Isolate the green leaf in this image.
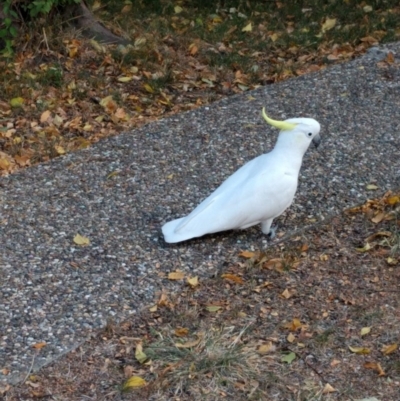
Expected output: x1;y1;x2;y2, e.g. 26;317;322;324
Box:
281;352;296;364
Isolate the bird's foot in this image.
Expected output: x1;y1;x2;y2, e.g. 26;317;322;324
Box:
267;226;276;239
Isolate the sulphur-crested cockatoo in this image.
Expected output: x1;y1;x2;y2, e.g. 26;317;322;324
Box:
162;108;321;243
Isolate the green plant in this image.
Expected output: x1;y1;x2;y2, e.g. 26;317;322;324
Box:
0;0;81;54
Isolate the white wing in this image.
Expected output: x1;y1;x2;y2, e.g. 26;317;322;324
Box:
162;152;298;243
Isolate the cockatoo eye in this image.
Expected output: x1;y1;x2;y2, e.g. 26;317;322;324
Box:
307;132;313;137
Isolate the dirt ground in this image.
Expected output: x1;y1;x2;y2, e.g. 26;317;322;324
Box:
2;192;399;401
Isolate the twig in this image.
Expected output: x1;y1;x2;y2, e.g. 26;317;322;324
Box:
229;319;255;348
42;28;50;51
23;350;38;383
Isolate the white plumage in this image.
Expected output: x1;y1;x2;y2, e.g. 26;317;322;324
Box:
162;108;321;243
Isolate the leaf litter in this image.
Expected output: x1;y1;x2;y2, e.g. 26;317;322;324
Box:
5;192;400;400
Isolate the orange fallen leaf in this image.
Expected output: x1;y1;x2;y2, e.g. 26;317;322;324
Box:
239;250;256;258
364;361;385;376
257;342;275;354
221;273;244;284
175;328;189;337
168;271;185;280
381;343;398;355
32;342;46;350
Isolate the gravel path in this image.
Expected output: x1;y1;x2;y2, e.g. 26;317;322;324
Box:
1;43;399;385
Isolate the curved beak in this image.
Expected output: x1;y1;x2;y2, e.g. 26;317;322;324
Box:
312;134;321;148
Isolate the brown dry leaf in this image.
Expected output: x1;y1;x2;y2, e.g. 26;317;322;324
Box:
100;96;117;113
175;327;189;337
364;361;385;376
123;365;135;378
189;43;198;55
263;258;283;270
168;271;185;280
55;145;66;155
40;110;51;123
283;318;303;332
381;343;398;355
281;288;291;299
287;333;296;343
371;212;385;224
348;346;371;355
257;341;275;354
221;273;244;284
0;384;11;395
239;250;256;258
32;342;46;350
187;276;199;288
300;243;309;252
322;383;336;394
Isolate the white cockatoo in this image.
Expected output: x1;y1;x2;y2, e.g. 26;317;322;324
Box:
162;108;321;243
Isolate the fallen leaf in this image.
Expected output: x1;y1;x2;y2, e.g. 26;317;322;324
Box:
242;22;252;32
322;383;336;394
371;212;385;224
364;361;385;376
239;250;256;258
175;327;189;337
168;271;185;280
360;327;371;337
321;18;337;33
281;352;296;364
174;5;183;13
123;376;147;390
257;342;274;354
381;343;398;355
40;110;51;123
363;5;373;12
287;333;295;343
187;276;199;288
143;83;155;93
149;305;157;312
356;242;372;252
281;288;291;299
206;305;222;312
221;273;244;284
10;97;24;107
135;343;147;364
73;234;90;246
283;318;303;332
118;76;133;83
55;145;65;155
349;346;371;355
366;184;379;190
387;195;400;205
32;342;46;349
